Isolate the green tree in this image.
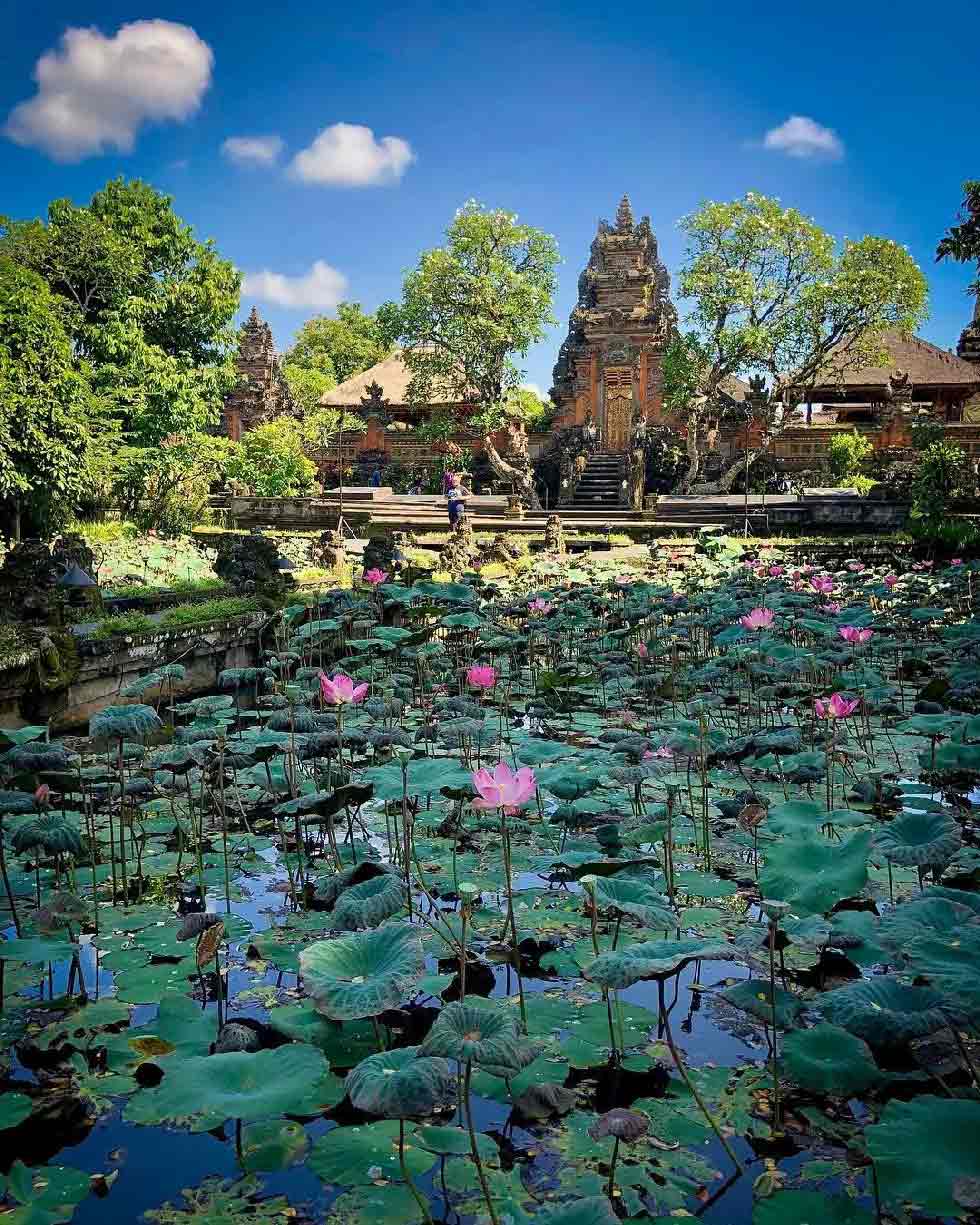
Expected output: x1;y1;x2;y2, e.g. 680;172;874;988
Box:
0;257;111;535
937;180;980;294
301;406;366;452
285;303;390;384
283;361;337;415
1;178;241;448
117;432;235;537
380;201;559;432
226;419;317;496
663;192;927;489
827;430;874;484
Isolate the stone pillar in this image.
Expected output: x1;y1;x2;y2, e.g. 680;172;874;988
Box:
639;349;648;417
590;353;599;425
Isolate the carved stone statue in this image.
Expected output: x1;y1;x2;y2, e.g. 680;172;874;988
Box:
315;529;347;572
482;419;541;510
544;514;567;555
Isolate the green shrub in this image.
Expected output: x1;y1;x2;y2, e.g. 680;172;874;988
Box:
827;430;873;484
159;597;261;627
911;441;973;521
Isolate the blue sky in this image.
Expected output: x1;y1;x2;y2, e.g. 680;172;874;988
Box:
3;1;978;394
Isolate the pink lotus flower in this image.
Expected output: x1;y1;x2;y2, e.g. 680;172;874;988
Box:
768;565;785;577
839;626;873;645
528;597;552;614
363;568;388;586
615;574;632;586
912;560;934;571
34;784;50;807
814;693;860;720
821;601;842;615
810;575;834;595
466;665;497;691
883;574;898;589
319;672;369;705
643;745;674;760
636;642;649;659
739;607;774;631
951;558;964;567
471;761;536;811
847;562;865;572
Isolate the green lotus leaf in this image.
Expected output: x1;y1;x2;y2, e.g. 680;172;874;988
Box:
419;1001;523;1071
143;1174;294;1223
89;704;163;742
0;936;76;963
537;765;603;801
529;1197;620;1225
12;813;83;858
903;926;980;1018
0;790;37;815
877;895;974;951
415;1124;497;1159
867;1095;980;1219
239;1119;309;1173
782;1023;882;1095
333;873;408;931
759;829;871;916
3;742;77;772
0;1160;91;1222
300;926;424;1020
585;876;674;928
363;757;472;800
719;978;804;1029
308;1119;436;1187
124;1043;342;1130
817;977;952;1047
875;809;962;866
0;1092;32;1130
753;1190;875;1225
346;1046;455;1118
585;937;731;990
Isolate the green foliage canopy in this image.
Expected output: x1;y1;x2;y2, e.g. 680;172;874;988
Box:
226;419;317;496
381;201;559;431
285;302;391;384
663;192;927;488
0;257;110;532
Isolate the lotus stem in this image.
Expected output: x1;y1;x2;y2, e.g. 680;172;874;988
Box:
768;917;782;1135
399;1119;432;1225
606;1134;620;1200
463;1059;499;1225
0;819;21;937
657;978;742;1173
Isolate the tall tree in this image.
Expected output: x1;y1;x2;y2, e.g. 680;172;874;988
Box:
285;302;391;385
0;178;241;448
937;179;980;295
0;258;110;535
663;193;927;490
380;201;559;430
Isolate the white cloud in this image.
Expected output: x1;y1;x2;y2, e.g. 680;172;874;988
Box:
762;115;844;160
241;260;348;310
221;134;283;167
520;382;546;400
289;122;414;186
4;20;212;162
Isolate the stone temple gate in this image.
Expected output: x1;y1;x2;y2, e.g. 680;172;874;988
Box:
549;195;677;451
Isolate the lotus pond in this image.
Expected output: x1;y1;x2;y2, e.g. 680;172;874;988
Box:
1;546;980;1225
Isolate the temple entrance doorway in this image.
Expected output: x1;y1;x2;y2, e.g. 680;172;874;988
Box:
602;366;633;452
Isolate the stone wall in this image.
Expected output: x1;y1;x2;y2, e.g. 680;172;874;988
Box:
0;614;266;732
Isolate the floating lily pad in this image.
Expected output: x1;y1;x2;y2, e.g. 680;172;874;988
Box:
782;1023;881;1095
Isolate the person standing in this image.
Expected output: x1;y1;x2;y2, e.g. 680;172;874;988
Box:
447;476;469;527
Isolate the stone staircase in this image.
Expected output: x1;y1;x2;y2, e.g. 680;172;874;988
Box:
569;452;626;509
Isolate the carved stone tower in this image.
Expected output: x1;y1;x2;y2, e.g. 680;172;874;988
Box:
550;196;677;451
223;306;297;440
957;276;980;366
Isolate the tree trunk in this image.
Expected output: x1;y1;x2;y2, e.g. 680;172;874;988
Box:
482;435;542;510
717;447;764;492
